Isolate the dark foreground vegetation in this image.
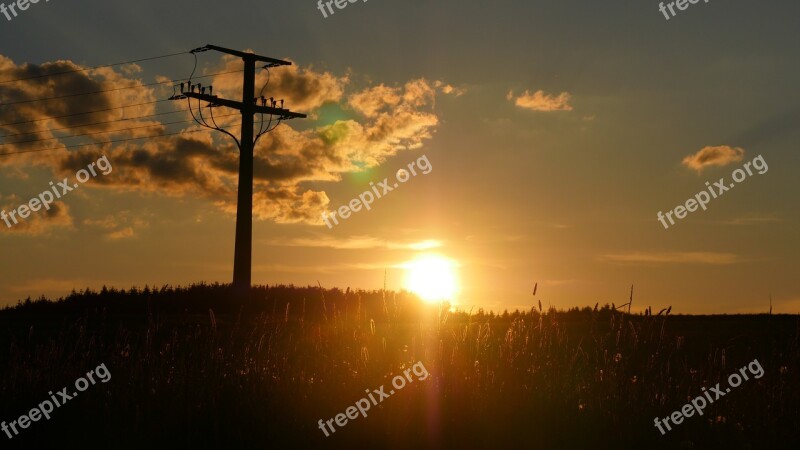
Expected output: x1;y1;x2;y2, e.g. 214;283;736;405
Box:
0;283;798;449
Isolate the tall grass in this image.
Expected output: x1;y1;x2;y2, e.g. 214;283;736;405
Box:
0;284;797;449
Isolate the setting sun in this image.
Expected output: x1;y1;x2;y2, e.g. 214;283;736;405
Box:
402;254;460;302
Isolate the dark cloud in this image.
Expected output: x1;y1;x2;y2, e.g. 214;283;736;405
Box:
0;53;455;225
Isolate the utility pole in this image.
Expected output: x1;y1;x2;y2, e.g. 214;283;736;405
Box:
173;45;306;290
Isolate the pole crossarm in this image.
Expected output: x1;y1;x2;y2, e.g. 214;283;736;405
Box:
183;92;307;119
171;44;307;290
197;44;292;67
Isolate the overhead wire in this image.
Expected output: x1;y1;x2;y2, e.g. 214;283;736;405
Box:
257;66;272;137
0;51;190;85
0;99;166;128
184;50;243;148
0;123;242;157
254;66;283;147
0;69;243;108
1;108;191;139
1;113;240;146
0;49;291;158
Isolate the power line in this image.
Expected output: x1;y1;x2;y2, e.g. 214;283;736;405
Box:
1;108;190;139
0;51;190;85
0;123;241;157
1;113;240;146
0;99;166;128
0;69;244;108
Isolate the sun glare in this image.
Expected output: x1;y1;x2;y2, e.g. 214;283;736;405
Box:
402;254;459;302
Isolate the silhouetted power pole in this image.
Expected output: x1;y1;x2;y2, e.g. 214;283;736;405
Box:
173;45;306;290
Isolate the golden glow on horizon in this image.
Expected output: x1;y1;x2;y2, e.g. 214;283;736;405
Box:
402;254;459;302
407;240;442;250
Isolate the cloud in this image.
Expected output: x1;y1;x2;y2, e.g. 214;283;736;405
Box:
0;54;162;161
0;195;73;235
434;81;466;97
0;53;450;226
252;261;394;274
347;80;463;118
209;55;347;112
682;146;745;173
107;227;134;240
598;251;743;265
464;234;528;244
406;239;442;250
508;89;572;112
348;85;403;118
84;211;148;239
261;235;442;250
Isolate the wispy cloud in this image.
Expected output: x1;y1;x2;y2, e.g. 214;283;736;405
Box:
598;251;743;265
0;195;73;236
261;235;442;251
84;211;149;239
252;261;395;274
107;227;135;240
435;81;466;97
464;234;528;244
682;145;745;173
508;89;572;112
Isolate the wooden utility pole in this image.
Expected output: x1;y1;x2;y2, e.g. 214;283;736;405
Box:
179;45;306;290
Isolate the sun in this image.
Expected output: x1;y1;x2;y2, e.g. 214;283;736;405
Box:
402;254;460;302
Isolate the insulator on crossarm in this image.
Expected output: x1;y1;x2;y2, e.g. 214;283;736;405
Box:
209;86;213;95
201;87;206;95
280;99;284;108
180;82;185;93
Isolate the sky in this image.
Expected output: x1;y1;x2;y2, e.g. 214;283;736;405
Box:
0;0;798;313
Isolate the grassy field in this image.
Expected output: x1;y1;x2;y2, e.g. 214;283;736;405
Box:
0;283;798;449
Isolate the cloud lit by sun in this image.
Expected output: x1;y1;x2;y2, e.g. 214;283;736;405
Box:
401;254;459;302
